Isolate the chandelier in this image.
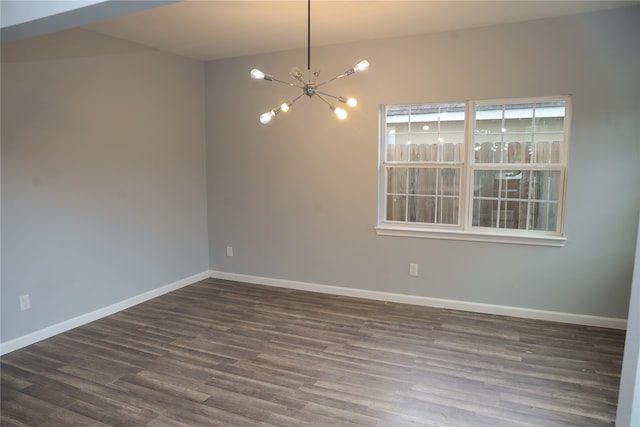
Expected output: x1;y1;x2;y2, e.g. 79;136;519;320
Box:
250;0;369;124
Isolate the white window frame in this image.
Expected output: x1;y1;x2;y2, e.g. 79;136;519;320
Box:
376;96;571;247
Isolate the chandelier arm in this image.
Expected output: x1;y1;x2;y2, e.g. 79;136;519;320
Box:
290;93;306;105
314;93;332;108
315;77;338;88
271;78;304;88
315;72;352;88
272;92;306;112
315;90;344;101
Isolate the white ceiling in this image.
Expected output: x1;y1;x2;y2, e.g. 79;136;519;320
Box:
80;0;638;61
4;1;637;61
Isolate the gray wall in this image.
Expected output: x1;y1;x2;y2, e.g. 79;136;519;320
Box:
617;215;640;426
207;6;640;319
1;28;209;343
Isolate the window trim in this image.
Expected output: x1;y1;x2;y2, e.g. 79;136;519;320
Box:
374;225;567;247
376;96;570;247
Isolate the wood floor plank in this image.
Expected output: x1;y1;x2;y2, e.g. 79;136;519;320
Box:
1;278;625;426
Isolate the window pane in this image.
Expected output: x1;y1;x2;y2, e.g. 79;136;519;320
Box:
442;139;464;162
439;197;459;225
388;122;409;133
394;134;410;145
386;103;465;164
500;171;527;199
406;140;464;162
386;195;406;221
503;141;524;164
527;202;559;231
533;136;563;164
472;198;496;227
409;168;436;195
473;198;525;229
407;195;459;225
408;196;435;223
474;100;565;165
473;170;496;198
387;143;409;161
440;120;465;133
411;120;438;133
474;170;561;200
530;170;561;201
408;168;460;196
474;142;502;163
472;170;561;230
503;103;534;133
440;168;460;196
410;133;437;146
409;141;438;161
533;101;565;131
387;167;407;193
391;168;462;225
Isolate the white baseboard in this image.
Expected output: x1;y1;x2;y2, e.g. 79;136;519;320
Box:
2;269;625;356
209;270;627;330
0;271;210;355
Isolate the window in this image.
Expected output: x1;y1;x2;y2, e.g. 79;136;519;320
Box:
377;97;570;246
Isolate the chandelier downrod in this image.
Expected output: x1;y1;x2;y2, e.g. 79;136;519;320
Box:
307;0;311;72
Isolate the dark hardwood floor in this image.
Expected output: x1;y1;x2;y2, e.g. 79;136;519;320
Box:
1;278;626;426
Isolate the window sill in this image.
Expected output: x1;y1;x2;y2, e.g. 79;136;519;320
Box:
375;225;566;247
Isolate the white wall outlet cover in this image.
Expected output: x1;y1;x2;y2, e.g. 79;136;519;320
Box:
409;264;418;277
19;295;31;311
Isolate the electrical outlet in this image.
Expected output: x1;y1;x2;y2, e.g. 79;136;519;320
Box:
409;264;418;277
226;246;233;257
20;294;31;311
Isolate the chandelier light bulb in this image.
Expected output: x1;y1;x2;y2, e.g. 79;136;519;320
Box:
281;102;290;112
260;111;275;124
334;107;347;120
347;98;357;107
251;69;265;79
353;60;370;73
290;67;305;83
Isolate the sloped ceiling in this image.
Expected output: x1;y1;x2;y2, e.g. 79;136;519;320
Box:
3;1;639;61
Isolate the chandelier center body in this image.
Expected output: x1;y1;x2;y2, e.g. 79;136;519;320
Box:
303;83;317;97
